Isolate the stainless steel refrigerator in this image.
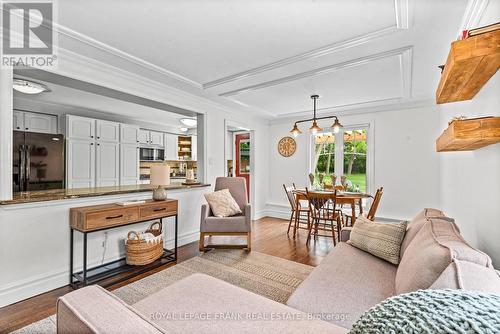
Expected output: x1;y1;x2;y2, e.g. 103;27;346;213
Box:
13;131;65;192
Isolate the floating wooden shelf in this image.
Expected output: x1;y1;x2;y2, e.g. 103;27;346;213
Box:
436;29;500;104
436;117;500;152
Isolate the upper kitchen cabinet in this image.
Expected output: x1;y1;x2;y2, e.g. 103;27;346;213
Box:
138;129;150;145
96;120;119;142
13;110;24;131
150;131;164;146
120;124;139;144
138;129;164;147
13;110;57;134
66;115;95;140
165;133;178;160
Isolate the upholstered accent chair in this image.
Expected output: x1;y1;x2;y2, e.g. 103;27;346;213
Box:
199;177;251;251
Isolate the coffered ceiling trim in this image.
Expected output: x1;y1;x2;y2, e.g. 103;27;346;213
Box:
220;46;413;100
54;23;203;89
456;0;490;38
203;0;409;89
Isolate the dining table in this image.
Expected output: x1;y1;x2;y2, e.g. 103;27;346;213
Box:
293;188;372;225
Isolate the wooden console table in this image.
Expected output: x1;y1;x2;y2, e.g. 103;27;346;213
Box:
69;199;178;288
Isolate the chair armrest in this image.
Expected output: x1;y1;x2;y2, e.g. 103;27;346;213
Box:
340;227;353;242
57;285;161;333
244;203;252;229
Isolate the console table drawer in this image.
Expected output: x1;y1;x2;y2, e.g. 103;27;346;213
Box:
85;208;139;230
140;201;177;220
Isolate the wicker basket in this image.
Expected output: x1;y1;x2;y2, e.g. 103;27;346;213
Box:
126;222;163;266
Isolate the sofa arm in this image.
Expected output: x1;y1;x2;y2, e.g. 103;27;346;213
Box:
340;227;353;242
57;285;161;333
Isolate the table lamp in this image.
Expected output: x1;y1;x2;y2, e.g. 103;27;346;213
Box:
150;165;170;201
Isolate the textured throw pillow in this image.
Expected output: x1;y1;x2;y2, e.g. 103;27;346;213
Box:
350;289;500;334
204;189;242;217
347;215;407;265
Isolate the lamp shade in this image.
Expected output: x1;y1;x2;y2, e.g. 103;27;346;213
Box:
150;165;171;186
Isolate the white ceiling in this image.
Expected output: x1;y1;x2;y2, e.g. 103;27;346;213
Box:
51;0;498;119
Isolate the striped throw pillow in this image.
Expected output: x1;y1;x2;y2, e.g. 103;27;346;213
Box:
347;215;407;264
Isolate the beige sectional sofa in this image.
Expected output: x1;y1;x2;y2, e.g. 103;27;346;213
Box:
57;208;500;333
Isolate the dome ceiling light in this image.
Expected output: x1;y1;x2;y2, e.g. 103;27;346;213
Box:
180;118;197;127
13;79;50;94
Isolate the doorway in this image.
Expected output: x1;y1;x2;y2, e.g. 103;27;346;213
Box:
235;133;250;198
224;120;254;208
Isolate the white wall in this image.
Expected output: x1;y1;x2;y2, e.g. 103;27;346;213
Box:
438;75;500;267
266;106;442;221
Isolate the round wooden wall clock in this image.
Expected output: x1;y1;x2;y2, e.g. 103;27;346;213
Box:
278;136;297;157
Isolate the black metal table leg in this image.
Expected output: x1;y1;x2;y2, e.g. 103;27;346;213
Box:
174;214;178;261
70;228;73;284
83;233;87;285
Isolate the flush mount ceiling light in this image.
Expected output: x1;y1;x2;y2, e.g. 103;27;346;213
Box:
180;118;197;127
13;79;50;94
179;127;188;132
290;95;343;137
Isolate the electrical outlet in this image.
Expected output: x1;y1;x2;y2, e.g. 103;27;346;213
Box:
102;231;108;247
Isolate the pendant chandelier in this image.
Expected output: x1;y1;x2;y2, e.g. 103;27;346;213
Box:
290;95;343;137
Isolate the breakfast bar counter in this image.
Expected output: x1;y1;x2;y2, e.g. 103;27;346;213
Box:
0;183;210;205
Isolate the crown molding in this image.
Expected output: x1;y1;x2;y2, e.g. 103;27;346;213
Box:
220;46;413;99
203;0;410;89
456;0;489;38
395;0;410;29
0;5;203;89
52;23;203;89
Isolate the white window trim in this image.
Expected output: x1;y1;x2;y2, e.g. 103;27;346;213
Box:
308;120;375;195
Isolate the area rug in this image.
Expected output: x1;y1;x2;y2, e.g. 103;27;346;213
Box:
11;250;313;333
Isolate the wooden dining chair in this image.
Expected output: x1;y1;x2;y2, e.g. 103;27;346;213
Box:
305;189;341;245
344;187;383;225
283;184;310;237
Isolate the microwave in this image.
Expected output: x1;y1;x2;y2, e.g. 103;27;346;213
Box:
140;147;165;161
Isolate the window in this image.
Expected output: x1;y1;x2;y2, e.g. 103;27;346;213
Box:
311;125;370;193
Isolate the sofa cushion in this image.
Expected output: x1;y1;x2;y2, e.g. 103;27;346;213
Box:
395;217;493;294
133;273;346;334
430;260;500;293
286;243;396;329
347;215;407;264
400;208;445;257
201;215;248;233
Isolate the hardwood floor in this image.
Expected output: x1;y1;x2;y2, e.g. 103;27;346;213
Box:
0;217;334;333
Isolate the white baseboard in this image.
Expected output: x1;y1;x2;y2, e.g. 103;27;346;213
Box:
0;230;200;308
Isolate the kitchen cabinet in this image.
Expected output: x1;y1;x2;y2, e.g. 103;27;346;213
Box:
165;133;178;161
120;144;139;185
67;115;95;140
95;142;120;187
120;124;139;144
13;110;24;130
150;131;164;146
13;110;57;134
96;120;119;142
66;139;95;189
138;129;150;145
191;135;197;161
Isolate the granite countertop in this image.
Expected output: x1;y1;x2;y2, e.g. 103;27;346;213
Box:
0;183;210;205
